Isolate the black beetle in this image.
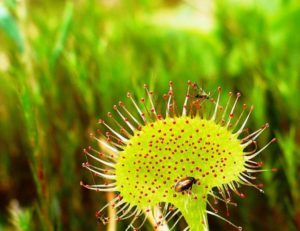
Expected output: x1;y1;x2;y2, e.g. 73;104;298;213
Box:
174;177;196;192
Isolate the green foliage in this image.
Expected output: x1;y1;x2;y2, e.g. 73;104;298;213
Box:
0;5;24;52
8;202;32;231
0;0;299;230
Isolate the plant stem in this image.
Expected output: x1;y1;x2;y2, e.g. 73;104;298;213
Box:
174;198;208;231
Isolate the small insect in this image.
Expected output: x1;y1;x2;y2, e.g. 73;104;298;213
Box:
194;87;211;100
96;212;108;225
174;177;196;193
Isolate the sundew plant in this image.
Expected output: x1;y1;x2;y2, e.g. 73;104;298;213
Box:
81;81;276;231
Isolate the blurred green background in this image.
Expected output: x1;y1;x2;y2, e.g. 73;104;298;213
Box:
0;0;299;230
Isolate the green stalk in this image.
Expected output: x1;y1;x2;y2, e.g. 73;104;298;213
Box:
174;196;208;231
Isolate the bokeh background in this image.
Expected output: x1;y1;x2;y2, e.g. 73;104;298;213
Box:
0;0;300;230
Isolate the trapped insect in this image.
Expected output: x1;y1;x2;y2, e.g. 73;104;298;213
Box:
96;211;108;225
174;176;196;193
194;87;211;100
